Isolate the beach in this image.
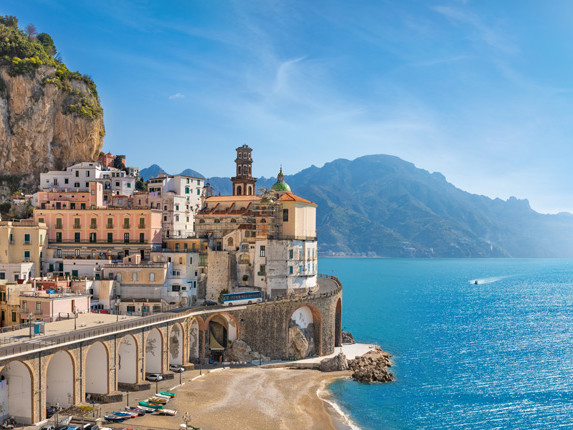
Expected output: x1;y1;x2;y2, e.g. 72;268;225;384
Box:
102;367;354;430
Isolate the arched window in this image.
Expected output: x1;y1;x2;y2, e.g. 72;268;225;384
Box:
149;272;155;282
227;237;234;247
238;165;242;174
237;186;242;195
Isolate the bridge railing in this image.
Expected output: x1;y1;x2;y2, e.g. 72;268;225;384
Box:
0;306;195;360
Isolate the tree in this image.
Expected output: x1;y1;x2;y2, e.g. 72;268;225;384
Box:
113;156;126;171
0;16;18;28
135;178;147;191
25;23;37;38
37;33;57;56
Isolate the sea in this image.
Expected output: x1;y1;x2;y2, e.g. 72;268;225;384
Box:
320;258;573;430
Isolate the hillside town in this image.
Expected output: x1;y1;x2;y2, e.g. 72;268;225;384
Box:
0;145;319;326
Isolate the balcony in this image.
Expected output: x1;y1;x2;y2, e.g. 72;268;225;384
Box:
49;238;159;245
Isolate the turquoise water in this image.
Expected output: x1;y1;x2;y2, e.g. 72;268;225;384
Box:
321;258;573;429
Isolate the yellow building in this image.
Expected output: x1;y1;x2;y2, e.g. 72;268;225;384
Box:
0;283;33;327
0;219;47;282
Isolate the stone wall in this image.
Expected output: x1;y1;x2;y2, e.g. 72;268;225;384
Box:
228;285;342;360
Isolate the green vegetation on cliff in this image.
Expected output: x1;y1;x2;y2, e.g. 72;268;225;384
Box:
0;15;102;120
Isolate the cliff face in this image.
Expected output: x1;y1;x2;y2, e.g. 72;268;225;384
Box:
0;65;104;190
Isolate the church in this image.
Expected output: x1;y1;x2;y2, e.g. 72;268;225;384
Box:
195;145;318;300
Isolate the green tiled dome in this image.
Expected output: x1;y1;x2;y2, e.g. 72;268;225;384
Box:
271;167;291;192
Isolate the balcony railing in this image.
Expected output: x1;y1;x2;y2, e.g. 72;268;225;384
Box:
49;239;160;245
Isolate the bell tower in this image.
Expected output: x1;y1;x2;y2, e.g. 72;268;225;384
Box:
231;145;257;196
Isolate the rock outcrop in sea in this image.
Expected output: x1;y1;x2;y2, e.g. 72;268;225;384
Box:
348;346;394;383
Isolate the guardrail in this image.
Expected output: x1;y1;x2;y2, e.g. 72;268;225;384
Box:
0;305;197;360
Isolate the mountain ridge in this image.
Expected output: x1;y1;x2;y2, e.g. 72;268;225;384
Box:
141;154;573;257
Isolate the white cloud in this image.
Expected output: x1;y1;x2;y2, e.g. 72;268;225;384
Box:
168;93;185;100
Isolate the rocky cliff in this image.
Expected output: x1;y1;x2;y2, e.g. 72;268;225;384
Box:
0;15;104;193
0;65;104;190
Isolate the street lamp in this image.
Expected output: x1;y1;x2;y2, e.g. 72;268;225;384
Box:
73;308;78;330
28;312;33;338
124;390;129;407
115;297;121;322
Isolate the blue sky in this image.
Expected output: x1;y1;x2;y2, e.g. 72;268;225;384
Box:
4;0;573;213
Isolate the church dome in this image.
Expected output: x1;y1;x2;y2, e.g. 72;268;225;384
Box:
271;167;291;192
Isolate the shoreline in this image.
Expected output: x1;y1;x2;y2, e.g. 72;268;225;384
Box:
99;366;357;430
318;376;361;430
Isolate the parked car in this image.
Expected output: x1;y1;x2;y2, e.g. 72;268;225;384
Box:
204;300;218;306
146;373;163;382
169;364;184;373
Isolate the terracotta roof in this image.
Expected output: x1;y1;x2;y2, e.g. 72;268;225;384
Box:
277;192;317;206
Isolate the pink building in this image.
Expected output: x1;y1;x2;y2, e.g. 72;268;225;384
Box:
20;290;90;322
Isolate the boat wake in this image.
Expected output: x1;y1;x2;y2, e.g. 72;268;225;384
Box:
469;275;514;285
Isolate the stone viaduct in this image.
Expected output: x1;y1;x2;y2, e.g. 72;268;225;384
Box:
0;276;342;425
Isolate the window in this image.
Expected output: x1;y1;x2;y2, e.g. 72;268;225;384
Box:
139;218;145;228
179;257;183;264
123;218;130;229
55;249;62;257
11;312;16;322
115;181;120;187
260;246;265;257
64;178;69;184
90;218;97;229
0;273;4;280
289;249;293;259
38;217;45;224
197;180;200;185
90;233;97;243
175;243;180;251
185;187;189;194
24;250;30;261
36;302;41;313
175;205;179;211
175;215;179;222
127;305;135;313
74;218;81;229
107;232;113;243
132;272;138;281
116;273;122;282
107;218;113;228
289;266;293;274
85;183;89;188
74;182;80;188
283;209;289;222
56;218;63;229
124;233;129;243
172;285;180;292
197;189;200;195
70;203;76;210
163;216;167;222
75;170;79;177
127;183;131;188
149;272;156;282
74;232;81;243
139;233;145;243
24;233;30;244
259;264;266;276
81;203;86;209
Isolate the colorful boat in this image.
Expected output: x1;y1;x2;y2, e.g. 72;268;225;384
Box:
138;401;163;409
160;391;177;398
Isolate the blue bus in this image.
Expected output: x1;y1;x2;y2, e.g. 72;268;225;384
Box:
221;291;263;306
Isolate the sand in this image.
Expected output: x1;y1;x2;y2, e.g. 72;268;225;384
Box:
101;367;354;430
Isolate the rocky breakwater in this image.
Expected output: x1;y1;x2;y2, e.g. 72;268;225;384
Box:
320;346;394;383
348;346;394;383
